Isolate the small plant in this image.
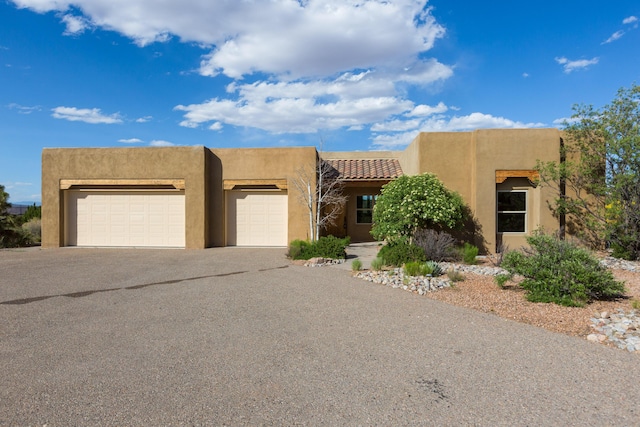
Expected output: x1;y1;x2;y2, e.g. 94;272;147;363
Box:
22;218;41;243
632;299;640;310
413;229;458;262
460;242;479;265
447;269;465;282
377;241;426;267
495;273;510;289
425;260;443;276
370;257;384;271
404;261;428;276
500;232;625;307
351;259;362;272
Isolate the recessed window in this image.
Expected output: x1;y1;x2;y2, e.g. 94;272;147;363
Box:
497;191;527;233
356;195;377;224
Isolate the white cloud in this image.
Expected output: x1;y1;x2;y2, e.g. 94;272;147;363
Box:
118;138;142;143
11;0;447;79
371;119;423;132
61;13;90;35
555;56;599;73
8;103;41;114
602;30;624;44
135;116;152;123
51;106;123;124
522;72;529;78
174;70;440;133
552;117;580;127
407;102;448;117
149;139;174;146
623;16;638;25
371;113;545;149
12;0;455;136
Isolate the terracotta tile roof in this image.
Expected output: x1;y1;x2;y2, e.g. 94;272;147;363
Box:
325;159;403;181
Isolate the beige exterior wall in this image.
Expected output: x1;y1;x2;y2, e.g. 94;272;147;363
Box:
209;147;317;246
41;129;563;252
42;146;208;249
398;129;562;252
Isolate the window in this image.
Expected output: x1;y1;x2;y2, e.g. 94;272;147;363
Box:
356;195;376;224
497;191;527;233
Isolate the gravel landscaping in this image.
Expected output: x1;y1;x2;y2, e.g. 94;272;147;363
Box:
351;256;640;353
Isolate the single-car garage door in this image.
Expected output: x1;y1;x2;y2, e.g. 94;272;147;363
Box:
227;190;288;246
65;190;185;247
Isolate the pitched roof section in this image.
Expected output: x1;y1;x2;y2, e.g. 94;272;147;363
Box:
325;159;403;181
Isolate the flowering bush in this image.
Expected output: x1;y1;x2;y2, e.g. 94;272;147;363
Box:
371;174;465;242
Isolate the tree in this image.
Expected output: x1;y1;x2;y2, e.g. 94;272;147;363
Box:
0;184;30;248
371;173;465;242
536;83;640;259
293;157;347;241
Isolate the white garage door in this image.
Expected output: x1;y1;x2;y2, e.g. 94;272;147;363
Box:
66;190;185;247
227;191;288;246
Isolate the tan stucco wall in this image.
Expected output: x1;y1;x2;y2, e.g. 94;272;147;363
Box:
399;132;475;205
209;147;317;246
473;128;561;251
397;129;562;252
42;146;208;249
41;129;563;253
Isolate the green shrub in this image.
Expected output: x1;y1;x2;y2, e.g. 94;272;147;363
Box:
287;239;311;260
287;236;350;260
377;241;426;267
500;233;625;307
370;257;384;271
313;235;350;259
22;218;41;243
404;261;429;276
495;274;510;289
460;242;479;265
351;259;362;271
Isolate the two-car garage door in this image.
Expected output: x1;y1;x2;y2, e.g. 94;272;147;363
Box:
65;190;185;247
64;189;288;248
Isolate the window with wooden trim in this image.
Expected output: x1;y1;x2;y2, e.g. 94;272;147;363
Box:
356;195;377;224
497;190;527;233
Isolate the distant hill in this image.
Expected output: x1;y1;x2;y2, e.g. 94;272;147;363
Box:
6;203;40;215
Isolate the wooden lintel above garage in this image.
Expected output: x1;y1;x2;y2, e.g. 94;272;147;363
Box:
59;179;186;190
223;179;288;190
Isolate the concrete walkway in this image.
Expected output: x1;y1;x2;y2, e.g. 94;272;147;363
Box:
1;247;639;425
332;241;381;270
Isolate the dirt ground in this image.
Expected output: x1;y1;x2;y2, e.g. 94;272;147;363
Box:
423;260;640;339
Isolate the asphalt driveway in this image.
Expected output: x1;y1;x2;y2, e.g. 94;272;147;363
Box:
1;247;638;426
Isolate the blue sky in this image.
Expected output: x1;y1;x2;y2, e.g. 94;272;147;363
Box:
1;0;638;204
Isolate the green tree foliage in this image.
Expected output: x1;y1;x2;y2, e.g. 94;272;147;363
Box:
371;173;465;242
0;184;31;248
536;83;640;259
499;233;625;307
21;204;41;223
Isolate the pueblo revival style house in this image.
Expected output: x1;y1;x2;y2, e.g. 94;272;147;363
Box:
42;128;565;253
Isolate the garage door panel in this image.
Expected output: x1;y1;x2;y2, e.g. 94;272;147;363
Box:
227;191;287;247
66;191;185;247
